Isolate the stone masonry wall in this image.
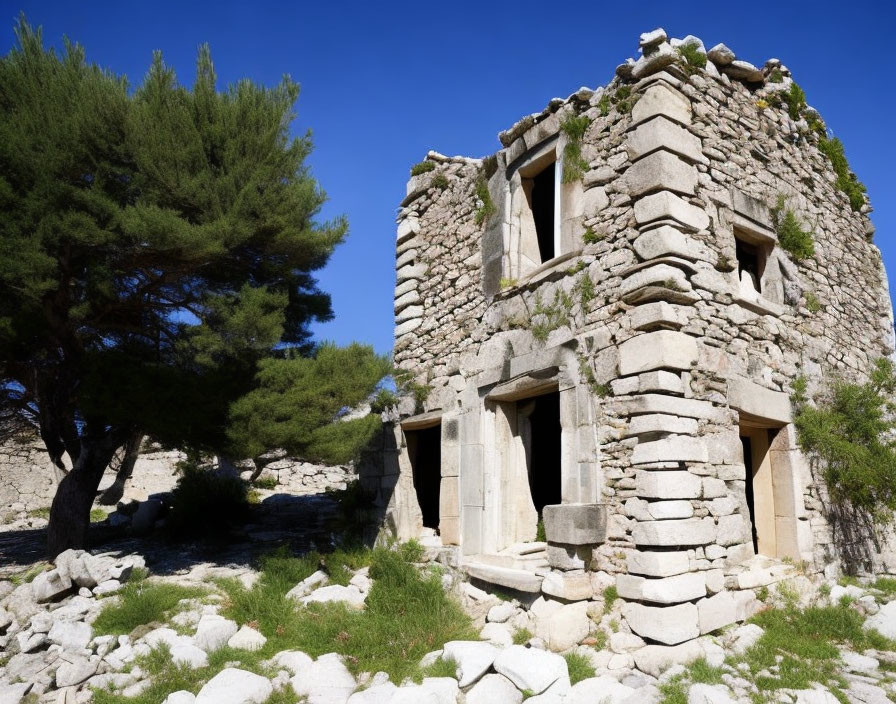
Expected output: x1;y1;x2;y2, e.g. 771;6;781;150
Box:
390;29;895;646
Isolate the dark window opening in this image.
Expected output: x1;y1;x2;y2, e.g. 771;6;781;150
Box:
406;425;441;531
526;162;556;263
740;435;758;553
526;391;562;514
735;238;762;294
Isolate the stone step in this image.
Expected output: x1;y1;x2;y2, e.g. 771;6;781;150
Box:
472;552;549;570
463;562;545;593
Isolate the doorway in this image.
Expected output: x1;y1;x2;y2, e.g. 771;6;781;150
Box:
739;425;779;557
405;424;441;531
522;391;562;515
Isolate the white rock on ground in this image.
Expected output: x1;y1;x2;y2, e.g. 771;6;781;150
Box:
688;683;737;704
486;602;515;623
194;667;272;704
793;690;842;704
565;675;635;704
285;570;328;600
291;653;356;704
346;682;396;704
441;641;498;687
493;645;568;694
301;584;366;609
227;625;267;651
387;685;440;704
55;657;98;687
865;600;896;639
479;622;513;647
162;692;196;704
0;683;32;704
271;649;313;674
48;620;92;651
534;602;591;652
193;614;239;652
419;677;459;704
465;673;522;704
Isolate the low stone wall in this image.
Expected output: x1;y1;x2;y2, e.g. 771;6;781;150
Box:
0;436;356;527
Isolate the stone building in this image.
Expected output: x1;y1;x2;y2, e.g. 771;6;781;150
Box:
372;30;896;645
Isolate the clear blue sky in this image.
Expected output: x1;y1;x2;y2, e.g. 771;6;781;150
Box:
6;1;895;355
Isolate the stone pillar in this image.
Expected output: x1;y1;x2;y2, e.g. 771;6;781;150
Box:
614;73;741;644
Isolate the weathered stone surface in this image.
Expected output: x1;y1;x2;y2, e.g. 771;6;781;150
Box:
466;674;522;704
541;571;593;601
493;645;567;694
631;83;692;127
565;675;635;704
617;572;706;604
688;683;737;704
866;601;896;639
56;656;98;687
619;263;692;301
193;615;239;652
628;413;696;437
31;569;71;602
636;470;702;500
227;625;267;651
698;592;739;634
627;301;691;331
632;435;707;464
706;43;735;66
625;150;697;196
631;517;716;546
542;503;606;545
724;60;763;82
627;550;690;577
291;653;356;704
619;331;699;376
727;377;792;423
195;668;273;704
285;570;328;601
162;693;196;704
301;584;366;609
441;641;498;688
628;117;704;164
48;619;92;651
633;191;709;231
346;683;396;704
633;225;710;262
647;500;694;520
534;602;591;652
633;639;705;676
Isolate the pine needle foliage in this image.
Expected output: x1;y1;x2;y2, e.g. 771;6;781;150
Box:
792;359;896;523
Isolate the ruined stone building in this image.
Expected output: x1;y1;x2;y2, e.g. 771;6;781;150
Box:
370;30;896;645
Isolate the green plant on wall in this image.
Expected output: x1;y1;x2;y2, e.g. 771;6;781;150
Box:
530;289;574;342
792;360;896;525
410;161;436;176
818;137;867;212
582;227;604;245
771;195;815;260
559;113;591;183
804;291;822;313
676;43;706;71
474;177;495;226
430;172;449;191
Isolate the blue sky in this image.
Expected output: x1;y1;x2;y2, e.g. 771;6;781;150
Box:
6;1;895;355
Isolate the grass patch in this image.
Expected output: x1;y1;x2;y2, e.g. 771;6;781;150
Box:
420;654;457;679
219;543;476;683
513;627;533;645
873;577;896;595
688;657;725;684
27;507;50;519
564;651;596;684
93;576;208;635
430;172;450;191
805;291;822;313
10;562;48;586
90;508;107;522
818;136;867;212
603;584;618;609
411;160;436;176
252;475;278;490
559;113;590;183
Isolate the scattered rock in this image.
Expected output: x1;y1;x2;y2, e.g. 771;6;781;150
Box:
193;614;238;652
301;584;366;609
441;641;498;687
195;667;273;704
493;645;567;695
162;692;196;704
687;683;737;704
227;625;267;651
465;673;522;704
48;620;92;652
290;653;356;704
31;569;72;602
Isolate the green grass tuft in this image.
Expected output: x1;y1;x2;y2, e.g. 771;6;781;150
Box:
513;627;534;645
420;654;457;679
252;474;278;489
564;651;596;685
474;177;495;226
771;195;815;261
818;137;867;212
676;43;707;71
93;578;208;635
603;584;618;609
410;161;436;176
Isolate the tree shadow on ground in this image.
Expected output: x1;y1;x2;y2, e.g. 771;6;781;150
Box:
0;491;344;578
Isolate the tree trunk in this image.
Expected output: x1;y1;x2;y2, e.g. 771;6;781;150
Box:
99;432;144;506
47;437;121;558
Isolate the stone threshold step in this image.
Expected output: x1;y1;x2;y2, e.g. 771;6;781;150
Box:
463;561;545;593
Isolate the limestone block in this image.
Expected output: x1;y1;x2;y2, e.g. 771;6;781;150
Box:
633;226;710;262
619;263;692;301
439;477;459;519
617;572;706;604
541;572;593;602
624;498;653;521
627;550;690;577
633;192;709;231
647;500;694;520
702;478;726;498
631;43;678;81
627;116;704;164
727;377;792;423
639;371;685;394
697;592;738;634
628;301;691;331
627;413;696;437
614;393;720;421
704;432;743;465
631;83;692;127
442;641;498;688
716;514;747;546
636;470;702;499
394;318;422;338
625;150;697;197
618;330;698;376
582;186;609;216
633;640;705;676
395;305;423;324
465;674;522;704
623;602;699;645
396;217;419;241
542;503;606;545
631;517;716;546
394;290;420;313
396;263;426;284
493;645;567;695
534;601;590;652
632;435;707;464
707;497;737;516
547;544;591;570
707;44;734;66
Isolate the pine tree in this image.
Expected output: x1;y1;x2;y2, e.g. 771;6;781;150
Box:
0;17;373;555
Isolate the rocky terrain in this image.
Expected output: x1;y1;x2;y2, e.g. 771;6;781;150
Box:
2;539;896;704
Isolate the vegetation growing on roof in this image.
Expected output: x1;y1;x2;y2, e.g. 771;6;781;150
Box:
559;113;591;183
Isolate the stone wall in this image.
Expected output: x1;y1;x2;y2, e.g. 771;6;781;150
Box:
386;28;896;647
0;435;357;527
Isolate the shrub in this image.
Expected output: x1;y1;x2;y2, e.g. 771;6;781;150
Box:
818;137;867;212
474;177;495;226
602;584;618;609
781;81;807;120
564;652;596;684
560;113;591;183
771;195;815;260
676;43;706;71
804;291;821;313
792;359;896;523
582;227;603;245
165;462;249;539
410;161;435;176
430;172;450;190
